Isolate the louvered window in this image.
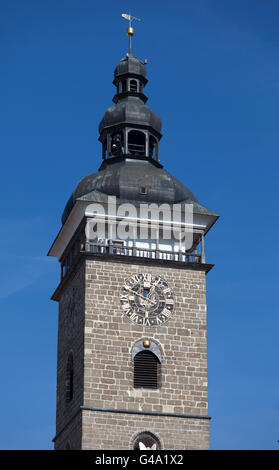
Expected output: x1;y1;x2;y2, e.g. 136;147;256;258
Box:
134;350;160;389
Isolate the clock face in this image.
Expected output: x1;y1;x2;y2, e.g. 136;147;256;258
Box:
120;273;174;326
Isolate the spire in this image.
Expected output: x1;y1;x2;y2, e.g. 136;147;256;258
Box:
97;16;162;169
121;13;141;55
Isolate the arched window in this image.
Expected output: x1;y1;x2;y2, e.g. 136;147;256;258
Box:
128;130;146;156
149;135;157;159
111;132;123;156
130;79;138;93
134;350;160;389
102;141;107;160
133;431;161;450
66;353;74;403
122;80;127;93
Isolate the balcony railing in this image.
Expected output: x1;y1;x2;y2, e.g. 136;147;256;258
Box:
61;238;205;280
81;242;202;263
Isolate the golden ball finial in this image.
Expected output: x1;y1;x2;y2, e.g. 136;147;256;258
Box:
127;26;134;36
143;339;150;348
122;13;141;52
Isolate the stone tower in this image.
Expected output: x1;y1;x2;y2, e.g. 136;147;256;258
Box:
48;25;218;450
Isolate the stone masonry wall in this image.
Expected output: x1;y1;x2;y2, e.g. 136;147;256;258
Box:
82;410;209;450
55;261;85;448
82;256;209;449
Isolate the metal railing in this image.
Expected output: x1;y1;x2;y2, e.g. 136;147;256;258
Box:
61;238;205;280
81;242;202;263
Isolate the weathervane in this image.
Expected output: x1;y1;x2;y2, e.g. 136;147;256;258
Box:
122;13;141;53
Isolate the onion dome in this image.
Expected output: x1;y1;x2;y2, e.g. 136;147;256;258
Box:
99;97;162;136
114;52;147;81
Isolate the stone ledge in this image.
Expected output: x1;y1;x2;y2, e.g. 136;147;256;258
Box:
51;252;214;301
53;404;211;442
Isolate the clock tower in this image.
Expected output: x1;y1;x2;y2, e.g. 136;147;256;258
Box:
48;23;218;450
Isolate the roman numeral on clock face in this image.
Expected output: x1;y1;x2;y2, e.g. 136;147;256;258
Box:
129;312;139;323
120;273;174;327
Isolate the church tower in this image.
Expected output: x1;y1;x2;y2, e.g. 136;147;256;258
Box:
48;20;218;450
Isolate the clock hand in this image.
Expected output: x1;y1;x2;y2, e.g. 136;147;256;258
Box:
146;285;155;301
135;291;156;306
124;287;157;306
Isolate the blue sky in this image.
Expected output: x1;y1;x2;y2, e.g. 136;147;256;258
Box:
0;0;278;449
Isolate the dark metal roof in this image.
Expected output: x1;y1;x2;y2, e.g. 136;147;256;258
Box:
114;53;146;80
99;96;162;136
61;159;206;225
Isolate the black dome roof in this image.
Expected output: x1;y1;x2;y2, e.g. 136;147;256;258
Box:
62;159;198;225
114;54;146;79
99;96;162;135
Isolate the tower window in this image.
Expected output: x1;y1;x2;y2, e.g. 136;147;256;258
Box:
111;132;124;156
122;80;127;93
128;130;146;156
134;350;160;389
149;135;158;159
130;79;138;93
140;186;147;195
102;141;107;160
133;431;161;450
66;353;74;403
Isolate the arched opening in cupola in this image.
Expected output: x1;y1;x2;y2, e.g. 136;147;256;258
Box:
111;132;124;156
149;135;158;159
130;79;138;93
121;80;127;93
128;130;146;156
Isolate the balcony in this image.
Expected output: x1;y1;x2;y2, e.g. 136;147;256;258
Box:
82;241;202;263
60;232;207;281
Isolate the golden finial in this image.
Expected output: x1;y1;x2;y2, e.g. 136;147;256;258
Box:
122;13;141;53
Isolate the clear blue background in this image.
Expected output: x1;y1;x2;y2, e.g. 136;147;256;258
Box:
0;0;278;449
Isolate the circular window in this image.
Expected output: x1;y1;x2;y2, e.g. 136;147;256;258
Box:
133;431;161;450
